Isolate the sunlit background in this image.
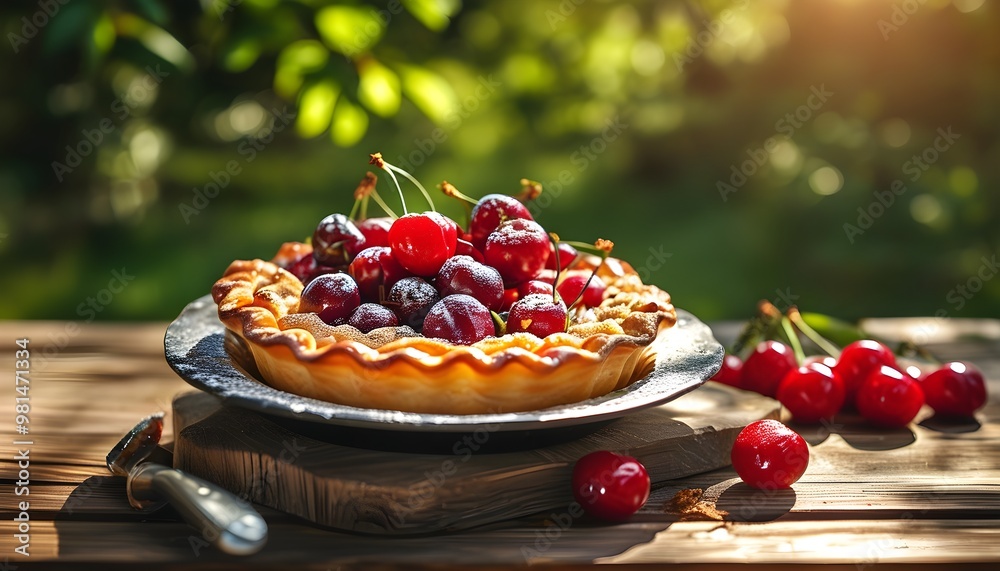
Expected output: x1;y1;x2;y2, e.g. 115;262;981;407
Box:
1;0;997;322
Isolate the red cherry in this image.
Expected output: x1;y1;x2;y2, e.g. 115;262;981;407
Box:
388;212;458;277
299;273;361;325
711;354;743;388
421;294;495;345
546;242;579;271
313;213;366;266
483;218;550;286
500;287;519;311
834;340;897;401
347;303;398;332
572;451;650;521
741;341;797;397
556;273;607;308
507;293;568;338
803;355;838;369
469;194;533;251
856;365;924;427
776;363;846;423
355;217;393;248
731;419;809;489
436;255;504;311
517;279;554;297
921;362;987;416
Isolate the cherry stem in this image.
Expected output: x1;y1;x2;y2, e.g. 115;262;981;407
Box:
565;239;612;313
369;152;436;213
439;181;478;205
548;232;561;304
349;198;361;220
385;162;436;212
515;179;543;203
786;307;842;358
369;189;399;219
780;316;806;365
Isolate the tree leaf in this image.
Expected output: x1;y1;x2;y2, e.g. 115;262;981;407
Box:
221;38;261;72
331;99;369;146
402;0;460;32
315;5;384;57
274;40;329;99
399;66;458;125
358;60;401;117
296;80;340;138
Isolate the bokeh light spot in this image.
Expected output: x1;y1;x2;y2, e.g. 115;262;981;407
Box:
809;166;843;195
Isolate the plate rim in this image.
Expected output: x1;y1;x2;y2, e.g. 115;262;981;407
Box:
164;294;724;432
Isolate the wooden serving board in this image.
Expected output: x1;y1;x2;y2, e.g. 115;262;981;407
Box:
172;384;778;535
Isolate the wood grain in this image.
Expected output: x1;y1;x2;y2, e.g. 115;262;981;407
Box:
171;385;779;534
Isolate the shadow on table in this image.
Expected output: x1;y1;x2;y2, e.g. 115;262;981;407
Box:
792;415;917;451
919;414;983;434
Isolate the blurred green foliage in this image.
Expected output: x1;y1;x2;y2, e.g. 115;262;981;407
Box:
1;0;998;322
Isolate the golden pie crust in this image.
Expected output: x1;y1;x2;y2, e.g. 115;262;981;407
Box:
212;242;677;414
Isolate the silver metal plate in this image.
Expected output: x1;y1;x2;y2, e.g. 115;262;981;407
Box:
165;295;723;433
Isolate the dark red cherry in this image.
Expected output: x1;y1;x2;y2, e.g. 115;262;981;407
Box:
348;247;389;302
355;217;393;248
741;341;797;397
347;303;398;332
572;451;650;521
834;340;897;402
483;218;550;286
507;293;568;338
388;212;458;277
286;252;337;284
313;213;366;266
435;255;504;311
546;242;579;271
299;273;361;325
386;276;440;330
469;194;533;251
347;247;410;303
556;273;607;307
455;238;485;263
421;294;495;345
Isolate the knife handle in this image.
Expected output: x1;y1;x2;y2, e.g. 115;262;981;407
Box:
129;463;268;555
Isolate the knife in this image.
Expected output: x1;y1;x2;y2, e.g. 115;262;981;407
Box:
106;412;268;555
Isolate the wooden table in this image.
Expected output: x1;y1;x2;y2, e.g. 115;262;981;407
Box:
3;317;999;569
